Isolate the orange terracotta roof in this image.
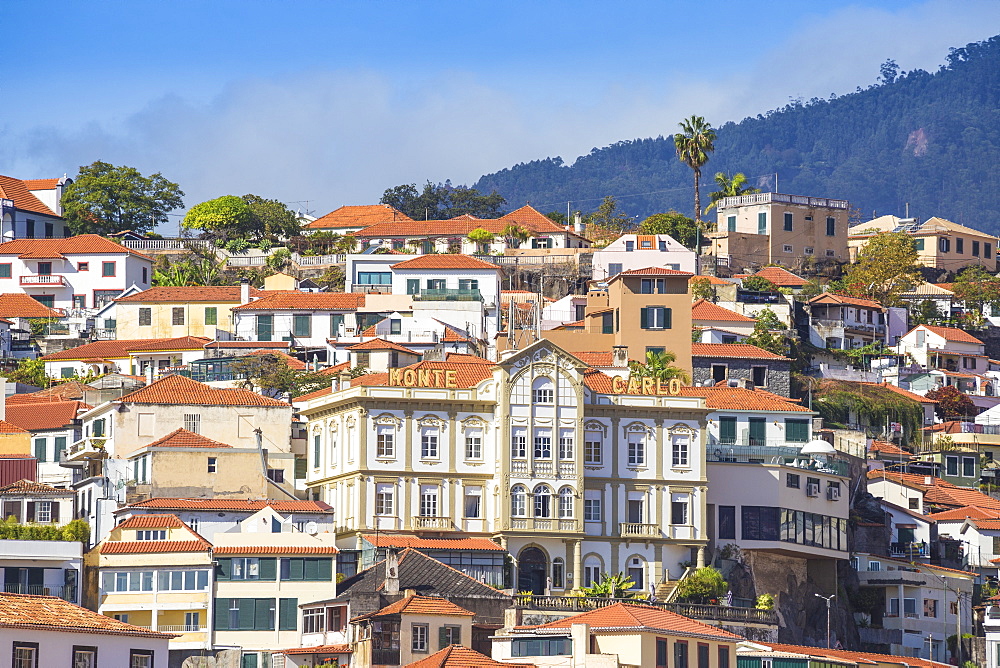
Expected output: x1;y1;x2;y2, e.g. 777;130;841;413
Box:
0;592;174;638
368;594;475;618
690;275;733;286
869;440;910;456
554;319;584;329
118;374;289;406
362;535;505;551
317;361;351;376
753;266;808;287
968;519;1000;531
142;428;233;449
40;336;211;361
406;645;535;668
206;340;291;349
354;361;494;389
925;484;1000;510
246;349;307;370
613;266;694;277
4;400;89;432
213;545;338;555
920;325;984;345
116;286;262;303
0;292;63;318
445;353;492;364
0;420;28;434
691;299;755;322
347;338;419;354
22;178;60;191
0;175;57;216
282;644;353;655
519;602;742;640
125;497;332;512
679;386;812;412
0;234;151;260
352;205;570;239
691;343;789;360
0;479;71;496
573;351;614;366
6;381;89;404
102;540;210;554
390;255;499;270
117;514;185;529
232;291;364;311
928;506;1000;522
760;642;949;668
809;292;884;309
305;204;413;230
858;381;938;404
293;386;333;402
125;336;211;352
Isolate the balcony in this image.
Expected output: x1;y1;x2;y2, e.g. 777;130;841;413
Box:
716;192;849;211
706;443;850;477
512;595;778;626
736;290;781;304
372;649;400;666
620;523;660;538
2;584;73;601
890;541;928;558
410;516;453;531
20;274;66;287
62;437;108;463
156;625;207;633
413;288;482;302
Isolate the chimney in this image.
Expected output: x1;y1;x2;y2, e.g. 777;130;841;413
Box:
612;345;629;368
574;212;584;234
384;550;400;595
146;365;154;385
571;623;589;660
330;377;339;392
924;476;933;485
240;279;251;305
338;371;351;390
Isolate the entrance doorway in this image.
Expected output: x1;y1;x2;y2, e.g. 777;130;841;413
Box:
518;547;548;595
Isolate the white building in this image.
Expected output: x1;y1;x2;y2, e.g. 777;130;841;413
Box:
592;233;697;280
0;174;72;241
0;538;82;604
232;291;366;350
39;336;211;379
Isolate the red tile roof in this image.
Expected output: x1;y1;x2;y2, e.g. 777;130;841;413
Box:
293;386;334;402
232;291;365;311
101;540;211;554
246;349;307;370
920;325;985;345
305;204;413;230
928;506;1000;522
143;428;233;449
691;275;733;286
282;644;353;656
117;514;186;529
968;519;1000;531
613;266;694;277
116;286;262;303
691;343;789;360
867;469;1000;509
118;374;289;407
40;336;211;361
0;420;28;434
406;645;535;668
572;351;615;366
809;292;884;309
868;440;910;456
0;175;57;216
0;479;72;496
519;602;742;640
362;535;505;551
752;266;808;287
4;400;89;432
0;293;64;318
0;234;151;260
679;386;812;412
368;594;474;618
317;361;351;376
691;299;755;322
21;178;60;191
0;592;175;638
347;338;419;354
390;255;499;271
6;381;89;405
445;353;493;364
213;545;338;555
125;497;332;513
207;340;291;349
759;642;949;668
125;336;212;352
352;205;571;239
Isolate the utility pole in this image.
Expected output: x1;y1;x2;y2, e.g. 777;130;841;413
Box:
815;593;835;648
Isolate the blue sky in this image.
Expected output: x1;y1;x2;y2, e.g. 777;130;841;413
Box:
4;0;999;221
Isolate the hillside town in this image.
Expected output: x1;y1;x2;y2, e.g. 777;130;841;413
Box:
4;169;1000;668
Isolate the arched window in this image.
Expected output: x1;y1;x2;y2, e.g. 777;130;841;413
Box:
583;555;603;588
532;377;554;404
558;487;574;518
511;485;527;517
552;558;565;588
626;557;646;590
533;484;552;518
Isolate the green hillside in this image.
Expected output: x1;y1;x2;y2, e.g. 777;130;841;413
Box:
472;35;1000;231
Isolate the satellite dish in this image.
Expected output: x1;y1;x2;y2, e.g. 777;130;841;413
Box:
801;439;837;456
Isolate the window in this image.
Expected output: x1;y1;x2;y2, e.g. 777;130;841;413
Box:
718;506;736;540
375;485;395;515
601;310;614;334
376;425;396;459
924;598;938;618
786;473;800;489
157;570;209;591
426;279;445;290
293;314;311;337
357;271;391;285
130;650;155;668
406;279;419;295
464;487;482;518
956;237;965;253
672;435;689;467
33;438;46;463
584;433;602;464
625;240;635;252
551;558;565;588
0;264;10;278
627;498;644;523
511;485;527;517
465;430;482;459
640;306;671;329
512;638;571;657
102;571;154;592
208;457;217;473
103;261;116;276
419;487;438;517
35;500;52;523
330;313;344;336
825;248;835;257
782;244;793;253
411;623;429;652
751;365;767;387
908;497;919;510
640;278;667;294
13;643;38;668
558;430;574;459
804;246;814;255
113;614;129;623
940;237;950;253
946;455;959;477
698;643;710;668
531;237;552;249
279;558;333;582
627;559;645;589
640;238;653;249
783;212;793;231
558;487;574;518
511;428;527;458
674;640;689;668
420;428;439;459
205;307;218;325
267;468;284;484
532;377;554;403
172;307;185;325
987;243;993;259
627;435;645;467
785;419;809;442
711;364;727;383
458;279;478;291
230;557;263;580
440;625;462;649
963;456;976;477
672;500;688;525
303;608;325;634
826;217;835;236
584;563;601;588
142;267;148;283
184;413;201;433
54;436;66;462
757;212;767;235
608;262;623;277
389;318;402;335
727;215;736;232
73;294;86;309
914;237;925;250
584;498;602;521
25;220;35;239
71;645;97;668
137;530;167;541
534;429;552;459
533;485;552;518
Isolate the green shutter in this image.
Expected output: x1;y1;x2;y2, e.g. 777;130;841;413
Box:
214;598;231;630
439;625;450;650
303;558;319;581
757;212;767;234
242;653;258;668
317;558;333;581
330;314;344;336
239;599;257;630
258;558;277;581
216;558;232;580
294;458;307;479
253;598;272;630
786;419;808;443
288;558;304;581
664;307;672;329
639;307;648;329
205;307;218;325
719;417;737;444
33;439;46;462
279;597;298;631
54;437;66;462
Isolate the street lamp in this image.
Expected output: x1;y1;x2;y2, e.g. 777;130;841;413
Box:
815;593;835;648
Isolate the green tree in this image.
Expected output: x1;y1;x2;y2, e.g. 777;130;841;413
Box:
467;227;495;253
183;194;299;250
152;254;230;286
926;385;976;419
544;211;567;225
579;572;641;599
501;224;532;249
638;211;699;248
912;299;944;326
690;277;716;301
745;307;788;356
628;350;690;384
587;196;633;232
705;172;759;214
232;355;331;398
841;232;921;307
741;276;778;293
799;278;824;299
6;358;49;387
380;181;505;220
674;116;717;225
61;161;184;235
243;194;301;240
674;567;728;604
951;264;1000;313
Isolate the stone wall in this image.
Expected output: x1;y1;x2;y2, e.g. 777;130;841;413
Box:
691;358;792;397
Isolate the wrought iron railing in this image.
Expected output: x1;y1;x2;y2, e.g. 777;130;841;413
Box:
511;594;778;625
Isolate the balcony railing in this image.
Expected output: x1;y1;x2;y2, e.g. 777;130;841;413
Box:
410;516;453;530
736;290;781;304
706;443;850;476
620;523;660;538
512;595;778;625
890;541;928;558
20;274;66;286
156;625;206;633
2;584;72;600
413;288;482;302
716;192;849;211
63;437;108;462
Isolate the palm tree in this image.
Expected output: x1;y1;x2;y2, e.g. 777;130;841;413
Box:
628;350;691;384
705;172;760;214
673;116;717;226
501;224;532;249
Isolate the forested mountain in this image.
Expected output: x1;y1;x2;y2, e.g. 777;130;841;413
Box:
472;35;1000;231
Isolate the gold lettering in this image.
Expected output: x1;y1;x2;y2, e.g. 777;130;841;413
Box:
656;379;668;395
642;377;654;395
445;370;458;388
433;370;444;386
403;369;416;386
627;377;640;394
669;378;681;395
388;368;402;386
612;375;626;393
418;370;431;387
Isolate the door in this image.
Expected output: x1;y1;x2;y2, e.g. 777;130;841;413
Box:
749;418;766;447
37;262;52;276
719;417;737;445
256;315;273;342
517;547;548;595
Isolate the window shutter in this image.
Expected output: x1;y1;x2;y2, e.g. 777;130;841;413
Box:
317;558;333;581
639;308;648;329
304;558;319;581
252;598;271;630
279;597;298;631
26;502;35;523
289;558;304;581
214;599;230;630
719;417;737;443
439;625;450;650
49;502;59;523
664;307;672;329
258;558;277;581
239;599;257;630
216;558;232;580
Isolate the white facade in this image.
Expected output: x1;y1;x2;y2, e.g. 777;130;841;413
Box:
592;233;697;280
233;306;363;349
0;175;72;241
327;314;479;365
0;623;170;668
0;539;82;603
896;325;986;370
113;503;335;543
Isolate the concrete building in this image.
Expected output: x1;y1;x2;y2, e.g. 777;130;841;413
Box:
112;285;264;340
0;174;72;241
232;291;366;350
690;343;792;396
806;293;888;350
691;299;757;338
0;537;82;603
849;215;998;273
591;233;696;280
39;336;211;379
303;203;413;234
4;399;87;487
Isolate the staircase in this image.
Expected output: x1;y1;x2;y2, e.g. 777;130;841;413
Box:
657;566;694;602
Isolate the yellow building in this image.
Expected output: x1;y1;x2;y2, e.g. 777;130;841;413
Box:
849;215;998;272
87;514;214;652
0;419;30;455
113;285;263;340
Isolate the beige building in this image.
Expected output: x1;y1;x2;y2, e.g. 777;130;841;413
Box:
708;192;850;273
849;215;998;272
113;285;263;340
